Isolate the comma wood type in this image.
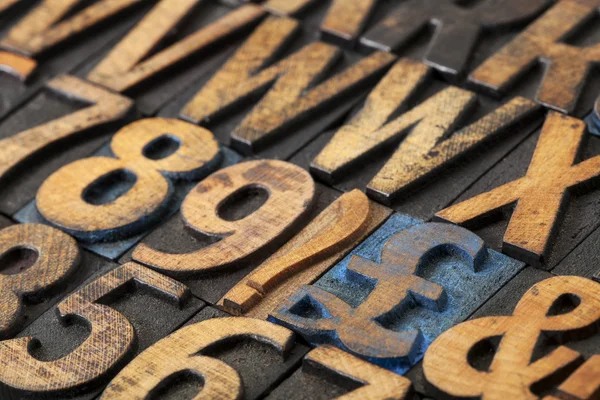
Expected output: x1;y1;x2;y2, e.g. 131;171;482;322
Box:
360;0;550;79
0;223;79;340
219;189;391;319
310;58;541;205
0;261;195;399
271;216;524;374
436;112;600;266
268;345;413;400
133;159;315;276
179;15;395;155
100;317;295;400
36;118;220;243
423;276;600;400
469;0;600;114
87;2;265;94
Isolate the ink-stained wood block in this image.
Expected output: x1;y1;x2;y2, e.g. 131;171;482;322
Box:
359;0;552;81
0;75;135;216
75;0;267;117
0;260;205;400
0;0;152;120
158;15;395;160
0;223;118;340
123;160;385;306
292;58;544;220
218;189;391;319
269;213;525;375
265;345;414;400
442;112;600;269
14;118;241;260
422;271;600;399
103;309;309;400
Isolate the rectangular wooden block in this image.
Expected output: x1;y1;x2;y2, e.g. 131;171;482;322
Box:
0;259;205;400
269;213;525;374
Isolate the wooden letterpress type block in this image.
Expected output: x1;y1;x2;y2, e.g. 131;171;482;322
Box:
421;270;600;399
74;0;267;117
270;213;525;375
125;160;391;306
266;345;414;400
438;112;600;268
0;223;120;340
0;260;204;399
292;58;544;220
101;313;308;400
0;0;152;120
15;117;241;260
0;75;135;216
158;15;395;160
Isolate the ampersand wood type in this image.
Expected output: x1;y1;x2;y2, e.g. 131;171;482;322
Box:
0;261;204;400
271;214;524;374
424;275;600;400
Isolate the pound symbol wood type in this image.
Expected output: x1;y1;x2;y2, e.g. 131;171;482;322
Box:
424;276;600;400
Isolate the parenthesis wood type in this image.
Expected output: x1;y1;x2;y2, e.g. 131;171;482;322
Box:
423;276;600;400
100;317;294;400
0;223;80;339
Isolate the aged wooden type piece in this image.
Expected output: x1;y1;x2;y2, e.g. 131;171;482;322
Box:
128;160;390;305
77;0;267;116
359;0;551;79
437;112;600;267
266;345;413;400
307;58;542;211
468;0;600;114
0;75;134;216
0;261;203;399
218;189;391;319
0;0;150;119
543;356;600;400
160;14;395;159
423;275;600;400
270;214;524;374
101;316;306;400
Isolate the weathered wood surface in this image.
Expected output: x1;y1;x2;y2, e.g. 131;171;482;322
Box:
423;275;600;400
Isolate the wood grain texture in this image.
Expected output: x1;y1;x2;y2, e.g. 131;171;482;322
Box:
0;75;133;189
0;261;191;399
359;0;550;78
0;0;144;56
219;190;391;319
87;2;266;93
311;58;540;204
423;276;600;400
300;345;413;400
0;223;79;339
436;112;600;266
543;355;600;400
469;0;600;114
0;51;36;80
36;118;220;242
180;15;395;154
133;160;315;276
100;317;294;399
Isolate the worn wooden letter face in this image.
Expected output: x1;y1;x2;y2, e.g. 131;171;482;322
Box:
0;261;201;399
469;0;600;114
267;345;413;400
101;317;296;400
33;118;225;259
0;223;79;339
270;214;524;374
360;0;551;78
424;276;600;400
436;112;600;267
